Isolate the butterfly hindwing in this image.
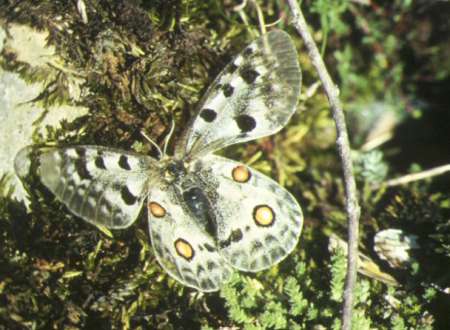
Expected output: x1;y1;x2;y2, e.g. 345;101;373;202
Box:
147;186;233;291
192;155;303;272
15;146;156;229
176;30;301;158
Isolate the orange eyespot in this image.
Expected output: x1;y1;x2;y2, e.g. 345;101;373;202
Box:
174;238;194;261
253;205;275;227
148;201;166;218
231;165;251;183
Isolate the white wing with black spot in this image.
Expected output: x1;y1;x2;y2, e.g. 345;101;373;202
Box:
147;185;233;292
175;30;301;158
14;145;156;229
194;155;303;272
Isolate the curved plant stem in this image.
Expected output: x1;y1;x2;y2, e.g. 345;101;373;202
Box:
286;1;361;329
381;163;450;188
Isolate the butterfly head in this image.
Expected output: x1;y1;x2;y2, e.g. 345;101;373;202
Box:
159;157;187;184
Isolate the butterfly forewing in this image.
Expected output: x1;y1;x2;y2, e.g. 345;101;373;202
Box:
15;146;156;229
176;30;301;158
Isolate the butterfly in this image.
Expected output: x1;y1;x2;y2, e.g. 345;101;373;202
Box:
14;30;303;292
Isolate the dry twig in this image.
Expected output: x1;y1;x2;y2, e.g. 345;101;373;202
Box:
286;2;361;329
380;163;450;188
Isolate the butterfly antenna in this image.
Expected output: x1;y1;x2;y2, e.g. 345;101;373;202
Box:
163;118;176;156
252;0;267;36
140;130;163;159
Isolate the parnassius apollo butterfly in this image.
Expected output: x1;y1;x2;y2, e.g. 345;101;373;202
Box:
15;30;303;291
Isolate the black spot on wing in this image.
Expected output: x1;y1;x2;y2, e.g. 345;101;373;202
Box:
75;158;92;180
227;62;239;74
240;65;259;84
219;228;243;249
204;243;215;252
235;114;256;132
200;108;217;122
95;156;106;169
118;155;131;170
222;83;234;97
121;185;137;205
243;47;254;56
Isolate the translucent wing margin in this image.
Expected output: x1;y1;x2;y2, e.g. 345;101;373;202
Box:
15;145;156;229
176;29;301;158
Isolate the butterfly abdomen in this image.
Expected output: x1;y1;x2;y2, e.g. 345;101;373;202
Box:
182;187;217;237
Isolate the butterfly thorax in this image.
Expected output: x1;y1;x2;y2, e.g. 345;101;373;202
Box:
159;157;186;184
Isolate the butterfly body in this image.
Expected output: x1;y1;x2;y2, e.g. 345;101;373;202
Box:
151;155;219;237
15;30;303;291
